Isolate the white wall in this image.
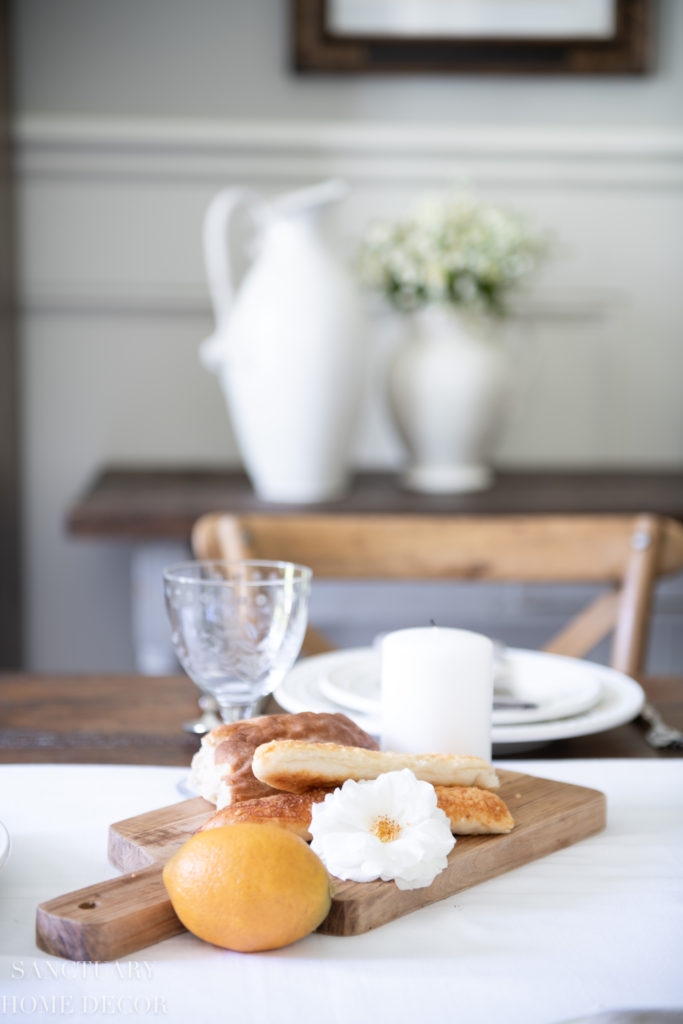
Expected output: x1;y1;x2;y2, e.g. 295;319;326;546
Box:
12;0;683;126
10;0;683;674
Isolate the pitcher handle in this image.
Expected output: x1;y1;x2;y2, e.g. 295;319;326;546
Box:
202;186;265;332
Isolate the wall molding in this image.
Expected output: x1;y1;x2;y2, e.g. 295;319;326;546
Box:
20;279;622;321
13;115;683;188
12;115;673;318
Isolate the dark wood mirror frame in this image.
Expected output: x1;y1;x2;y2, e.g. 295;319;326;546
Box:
292;0;654;75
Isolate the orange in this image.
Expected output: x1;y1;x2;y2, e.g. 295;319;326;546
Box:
162;823;332;953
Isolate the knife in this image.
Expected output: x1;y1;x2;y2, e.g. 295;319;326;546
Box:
493;695;538;711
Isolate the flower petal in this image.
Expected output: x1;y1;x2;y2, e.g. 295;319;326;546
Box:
308;769;456;889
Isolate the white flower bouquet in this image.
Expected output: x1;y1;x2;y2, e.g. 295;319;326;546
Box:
358;189;545;315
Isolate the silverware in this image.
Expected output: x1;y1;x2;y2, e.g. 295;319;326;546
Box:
638;701;683;750
493;695;538;711
492;640;537;710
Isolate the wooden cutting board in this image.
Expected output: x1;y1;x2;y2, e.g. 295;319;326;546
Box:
35;769;605;962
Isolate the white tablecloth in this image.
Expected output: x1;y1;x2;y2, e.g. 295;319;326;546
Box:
0;760;681;1024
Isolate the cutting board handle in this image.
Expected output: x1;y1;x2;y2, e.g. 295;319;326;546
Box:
36;864;185;962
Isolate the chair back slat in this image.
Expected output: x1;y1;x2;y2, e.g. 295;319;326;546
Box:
542;591;620;662
195;513;645;581
191;511;683;675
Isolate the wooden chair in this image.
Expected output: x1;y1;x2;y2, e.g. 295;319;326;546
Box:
191;512;683;678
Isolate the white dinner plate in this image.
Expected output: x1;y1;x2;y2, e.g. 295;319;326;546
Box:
0;821;10;871
275;647;645;752
318;651;382;715
311;647;603;725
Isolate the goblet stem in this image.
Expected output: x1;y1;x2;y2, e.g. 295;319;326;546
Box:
215;694;270;723
181;694;222;736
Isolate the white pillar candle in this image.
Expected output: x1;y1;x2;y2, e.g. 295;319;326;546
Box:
380;626;494;759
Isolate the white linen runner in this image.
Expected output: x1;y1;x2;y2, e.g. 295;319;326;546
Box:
0;760;681;1024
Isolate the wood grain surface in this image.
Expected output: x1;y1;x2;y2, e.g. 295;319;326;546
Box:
66;467;683;539
2;672;681;764
2;672;681;765
35;769;605;961
0;673;203;766
193;512;680;581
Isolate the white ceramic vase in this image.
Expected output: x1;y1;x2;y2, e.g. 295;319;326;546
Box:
200;180;366;504
387;306;510;494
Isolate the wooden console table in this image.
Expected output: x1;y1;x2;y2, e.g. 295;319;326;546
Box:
67;466;683;540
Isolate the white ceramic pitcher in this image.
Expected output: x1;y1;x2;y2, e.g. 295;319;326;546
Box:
200;179;367;503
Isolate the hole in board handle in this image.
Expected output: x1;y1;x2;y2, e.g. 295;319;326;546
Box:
78;900;99;909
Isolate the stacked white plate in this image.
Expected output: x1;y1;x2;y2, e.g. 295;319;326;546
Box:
275;647;645;753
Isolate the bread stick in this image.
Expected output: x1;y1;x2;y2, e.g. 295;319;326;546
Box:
251;740;500;792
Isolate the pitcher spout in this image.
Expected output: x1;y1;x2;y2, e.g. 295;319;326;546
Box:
269;178;349;218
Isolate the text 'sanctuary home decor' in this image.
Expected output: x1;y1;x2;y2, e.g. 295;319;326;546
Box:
358;189;546;493
201;179;367;504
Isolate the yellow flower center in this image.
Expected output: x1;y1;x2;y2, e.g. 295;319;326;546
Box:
371;815;402;843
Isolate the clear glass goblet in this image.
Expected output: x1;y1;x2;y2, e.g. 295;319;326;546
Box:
163;560;312;724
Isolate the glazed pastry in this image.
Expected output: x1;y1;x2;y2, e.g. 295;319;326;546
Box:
188;712;379;807
199;788;334;840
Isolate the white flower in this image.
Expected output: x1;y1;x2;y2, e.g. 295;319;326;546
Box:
309;769;455;891
357;187;546;315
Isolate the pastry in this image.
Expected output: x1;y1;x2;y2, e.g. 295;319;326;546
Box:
188;712;379;807
433;785;513;834
199;783;512;840
199;788;334;840
251;740;500;793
